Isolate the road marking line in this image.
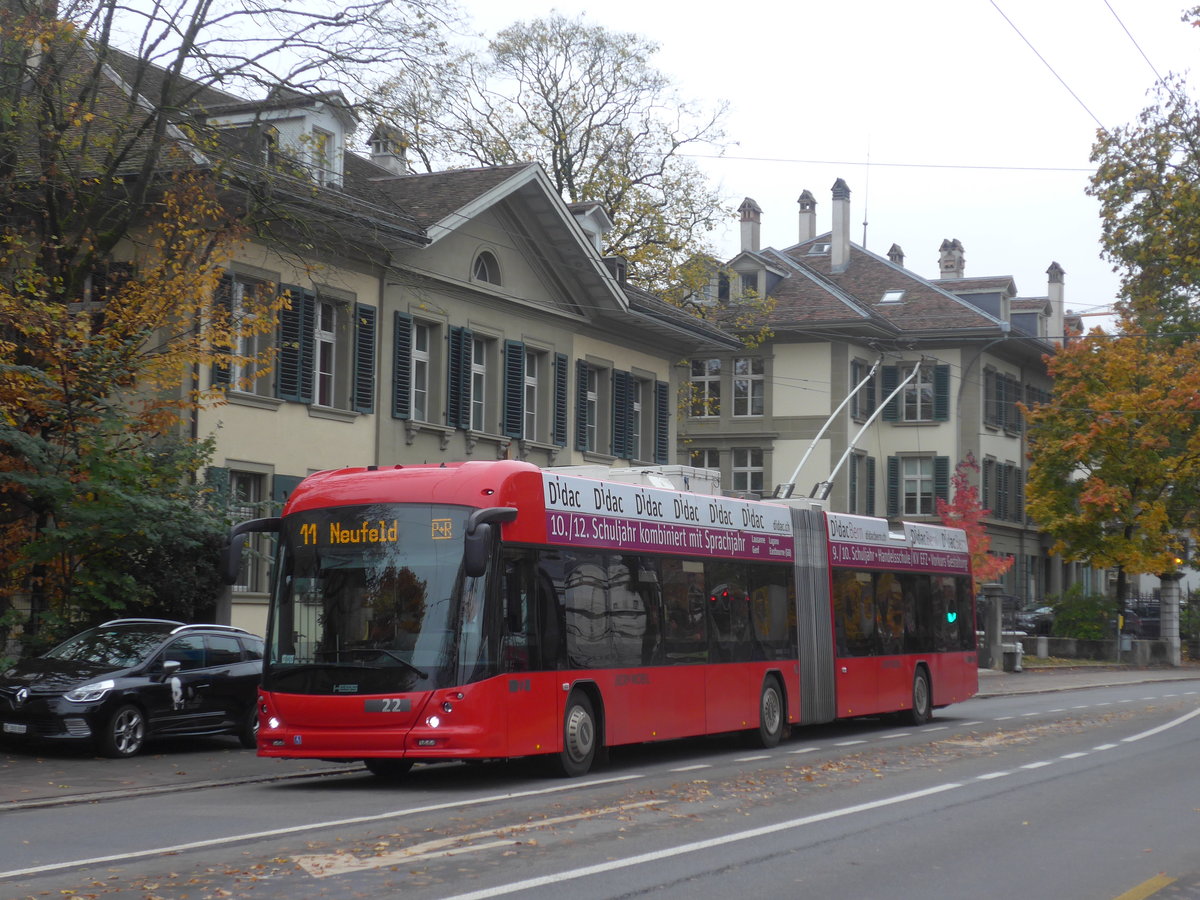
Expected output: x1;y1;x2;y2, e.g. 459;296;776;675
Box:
879;732;911;739
440;784;964;900
1020;762;1052;770
977;772;1011;780
1060;752;1088;759
1111;873;1177;900
295;801;661;878
670;764;712;772
788;747;817;755
0;774;644;880
734;755;772;762
924;726;948;732
835;740;866;746
1122;707;1200;743
1093;743;1118;751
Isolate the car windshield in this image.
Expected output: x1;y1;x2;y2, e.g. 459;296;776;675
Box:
264;503;480;694
44;623;177;670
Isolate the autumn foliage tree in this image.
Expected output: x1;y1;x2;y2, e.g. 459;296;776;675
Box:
1023;329;1200;608
0;0;446;646
937;453;1013;593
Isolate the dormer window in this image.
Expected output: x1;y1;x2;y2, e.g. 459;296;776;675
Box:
473;251;500;285
311;127;333;186
880;290;905;303
262;126;278;167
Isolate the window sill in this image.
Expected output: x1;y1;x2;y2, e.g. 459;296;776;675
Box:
227;392;285;411
404;420;455;449
465;431;513;459
581;451;617;465
307;405;359;423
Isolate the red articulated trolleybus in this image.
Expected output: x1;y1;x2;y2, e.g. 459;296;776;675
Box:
223;460;976;778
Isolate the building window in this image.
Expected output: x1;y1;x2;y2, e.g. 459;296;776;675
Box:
212;273;275;396
524;351;539;441
733;356;764;417
901;456;933;515
848;453;876;516
850;359;876;420
311;127;333;185
315;300;337;407
690;358;721;417
412;322;430;421
278;288;374;412
903;366;935;423
629;379;642;460
470;337;488;431
584;366;598;451
691;448;719;470
473;251;500;285
732;448;763;495
230;472;267;593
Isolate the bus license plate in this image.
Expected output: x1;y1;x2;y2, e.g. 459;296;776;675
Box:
364;698;410;713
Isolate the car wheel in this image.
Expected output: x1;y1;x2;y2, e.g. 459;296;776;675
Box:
100;704;146;758
364;758;414;778
554;692;598;777
906;668;932;726
756;677;785;748
237;704;259;749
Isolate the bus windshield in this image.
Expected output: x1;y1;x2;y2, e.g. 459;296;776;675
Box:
264;503;482;694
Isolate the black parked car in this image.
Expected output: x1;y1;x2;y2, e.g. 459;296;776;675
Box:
0;619;263;757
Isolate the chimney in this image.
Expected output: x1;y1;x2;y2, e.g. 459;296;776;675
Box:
368;124;409;176
887;243;905;267
938;238;965;278
831;179;851;272
797;189;816;243
738;197;762;253
1047;261;1065;346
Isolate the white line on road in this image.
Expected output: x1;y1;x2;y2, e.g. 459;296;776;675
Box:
440;784;964;900
0;774;644;881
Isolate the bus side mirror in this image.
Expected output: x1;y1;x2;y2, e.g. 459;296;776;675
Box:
222;517;282;584
463;507;518;578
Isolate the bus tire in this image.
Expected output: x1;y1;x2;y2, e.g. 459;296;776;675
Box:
907;668;932;726
556;692;598;777
756;677;785;748
364;758;414;778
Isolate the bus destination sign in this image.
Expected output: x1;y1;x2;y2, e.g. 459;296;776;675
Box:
542;474;794;562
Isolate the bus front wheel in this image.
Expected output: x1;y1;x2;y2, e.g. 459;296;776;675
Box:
556;692;598;777
756;678;785;748
907;668;932;725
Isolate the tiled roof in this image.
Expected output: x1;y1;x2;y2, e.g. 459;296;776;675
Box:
368;165;534;228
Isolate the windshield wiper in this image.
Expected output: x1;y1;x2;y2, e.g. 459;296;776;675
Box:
319;648;428;679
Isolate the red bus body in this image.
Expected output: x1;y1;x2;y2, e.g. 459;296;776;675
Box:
252;460;976;769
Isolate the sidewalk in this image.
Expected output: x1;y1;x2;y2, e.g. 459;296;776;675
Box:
3;663;1199;809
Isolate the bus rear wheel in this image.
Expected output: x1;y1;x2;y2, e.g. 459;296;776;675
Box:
756;678;785;748
906;668;932;725
364;758;414;778
555;692;597;777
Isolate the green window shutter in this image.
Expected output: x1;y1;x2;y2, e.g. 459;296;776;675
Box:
865;456;876;516
392;312;412;420
886;456;900;516
553;352;568;447
934;455;951;505
881;366;899;421
933;365;951;421
352;302;376;414
575;359;590;451
502;340;525;439
611;369;631;459
447;327;472;429
211;274;233;388
654;380;670;464
277;285;314;403
848;457;858;513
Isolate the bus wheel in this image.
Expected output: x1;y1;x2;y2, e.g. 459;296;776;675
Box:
757;678;785;748
907;669;932;726
364;758;414;778
556;692;598;777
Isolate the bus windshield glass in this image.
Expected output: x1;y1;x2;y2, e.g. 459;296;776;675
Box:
264;503;479;694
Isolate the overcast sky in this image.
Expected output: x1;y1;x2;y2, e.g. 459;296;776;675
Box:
448;0;1198;326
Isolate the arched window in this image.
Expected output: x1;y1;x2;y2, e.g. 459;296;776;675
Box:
473;251;500;285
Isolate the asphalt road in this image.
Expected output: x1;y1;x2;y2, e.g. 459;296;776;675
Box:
1;665;1199;900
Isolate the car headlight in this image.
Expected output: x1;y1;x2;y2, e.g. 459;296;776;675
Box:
64;680;115;703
